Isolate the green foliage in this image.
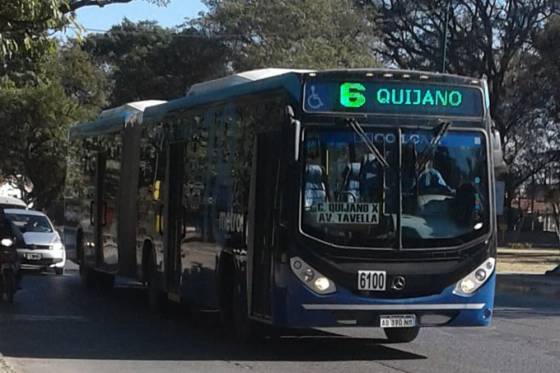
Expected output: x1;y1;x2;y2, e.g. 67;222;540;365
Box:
0;0;169;59
84;20;228;105
0;0;70;59
0;43;108;209
197;0;379;70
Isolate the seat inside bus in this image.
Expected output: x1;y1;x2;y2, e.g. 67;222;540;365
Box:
304;164;327;208
341;162;361;202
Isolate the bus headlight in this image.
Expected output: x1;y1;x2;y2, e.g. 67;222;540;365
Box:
453;258;495;297
290;257;336;295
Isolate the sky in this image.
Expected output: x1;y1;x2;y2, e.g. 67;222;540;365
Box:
71;0;206;34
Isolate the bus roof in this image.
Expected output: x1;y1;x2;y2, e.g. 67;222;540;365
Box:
70;69;487;138
144;68;486;121
144;68;308;122
69;100;166;139
0;196;27;209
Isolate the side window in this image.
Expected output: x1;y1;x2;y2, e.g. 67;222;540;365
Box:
99;134;122;201
136;124;166;237
183;114;208;240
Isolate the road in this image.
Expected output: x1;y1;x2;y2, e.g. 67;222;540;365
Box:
1;268;559;373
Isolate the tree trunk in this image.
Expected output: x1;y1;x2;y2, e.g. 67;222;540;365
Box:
505;178;517;230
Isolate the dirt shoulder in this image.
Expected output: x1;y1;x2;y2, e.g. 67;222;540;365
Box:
497;247;560;274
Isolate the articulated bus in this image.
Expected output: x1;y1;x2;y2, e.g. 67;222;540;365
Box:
65;69;504;342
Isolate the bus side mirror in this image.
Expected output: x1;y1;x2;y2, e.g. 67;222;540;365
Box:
285;105;301;162
491;128;507;179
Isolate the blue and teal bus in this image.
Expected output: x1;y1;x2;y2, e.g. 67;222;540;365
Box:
65;69;504;342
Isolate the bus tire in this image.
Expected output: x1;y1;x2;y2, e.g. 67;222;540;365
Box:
383;327;420;343
218;255;234;325
77;234;94;289
80;264;96;290
232;269;258;343
147;252;166;313
97;271;114;291
3;271;15;304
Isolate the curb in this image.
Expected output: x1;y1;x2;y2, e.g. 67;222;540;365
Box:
0;354;15;373
496;274;560;299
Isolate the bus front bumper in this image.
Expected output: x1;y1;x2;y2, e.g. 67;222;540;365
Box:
274;272;495;329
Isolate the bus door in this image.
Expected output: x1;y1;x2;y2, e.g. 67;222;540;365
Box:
92;152;105;268
97;143;121;273
164;143;184;294
250;131;282;320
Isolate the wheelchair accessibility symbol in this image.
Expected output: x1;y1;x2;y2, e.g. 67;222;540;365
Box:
306;85;324;110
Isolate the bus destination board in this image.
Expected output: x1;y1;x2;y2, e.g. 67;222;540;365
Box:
303;80;484;117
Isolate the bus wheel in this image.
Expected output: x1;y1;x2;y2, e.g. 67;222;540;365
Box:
3;271;15;304
80;265;95;290
147;254;166;313
383;327;420;343
232;272;257;343
97;272;114;291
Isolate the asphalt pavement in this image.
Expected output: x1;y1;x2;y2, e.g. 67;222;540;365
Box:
0;268;559;373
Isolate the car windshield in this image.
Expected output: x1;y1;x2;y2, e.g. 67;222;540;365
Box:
6;213;53;233
301;126;489;248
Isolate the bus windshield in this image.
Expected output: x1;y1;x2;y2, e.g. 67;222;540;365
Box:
301;126;490;248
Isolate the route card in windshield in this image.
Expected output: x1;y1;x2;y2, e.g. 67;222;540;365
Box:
311;202;379;224
303;80;484;117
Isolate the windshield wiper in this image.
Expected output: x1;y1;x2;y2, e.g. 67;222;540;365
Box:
416;120;452;173
347;118;390;168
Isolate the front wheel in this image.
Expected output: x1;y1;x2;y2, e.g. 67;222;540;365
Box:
232;270;261;343
55;267;64;276
147;254;166;313
383;327;420;343
2;270;15;303
80;264;95;289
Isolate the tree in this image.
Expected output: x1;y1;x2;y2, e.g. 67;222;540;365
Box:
83;20;229;105
195;0;380;70
534;15;560;275
0;0;168;58
0;43;109;209
372;0;559;227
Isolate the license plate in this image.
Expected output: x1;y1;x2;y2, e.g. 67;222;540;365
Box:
358;270;386;291
26;253;41;260
380;314;417;328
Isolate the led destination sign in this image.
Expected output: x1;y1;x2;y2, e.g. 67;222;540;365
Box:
304;80;484;117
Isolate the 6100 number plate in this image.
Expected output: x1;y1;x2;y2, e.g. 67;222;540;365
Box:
358;270;386;291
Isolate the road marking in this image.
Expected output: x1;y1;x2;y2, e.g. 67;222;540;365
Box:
0;314;88;322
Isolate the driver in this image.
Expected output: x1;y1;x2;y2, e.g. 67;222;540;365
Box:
417;160;454;195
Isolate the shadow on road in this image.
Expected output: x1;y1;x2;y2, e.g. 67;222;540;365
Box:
0;272;426;362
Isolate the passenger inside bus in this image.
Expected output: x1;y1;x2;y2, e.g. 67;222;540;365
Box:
304;164;328;209
359;153;382;202
417;160;454;195
340;163;360;202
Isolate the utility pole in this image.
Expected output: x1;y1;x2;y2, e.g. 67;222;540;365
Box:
441;0;452;73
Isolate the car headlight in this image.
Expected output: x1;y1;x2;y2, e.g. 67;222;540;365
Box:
51;242;64;251
290;256;336;295
1;238;13;247
453;257;495;297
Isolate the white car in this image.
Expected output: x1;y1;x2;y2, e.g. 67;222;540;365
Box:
4;209;66;275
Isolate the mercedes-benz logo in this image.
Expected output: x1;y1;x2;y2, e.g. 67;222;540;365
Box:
391;276;406;291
